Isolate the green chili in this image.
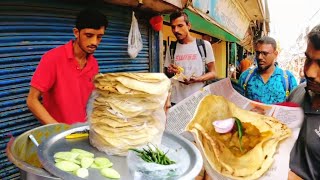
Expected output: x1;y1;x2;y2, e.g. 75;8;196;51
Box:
234;117;243;152
129;144;176;165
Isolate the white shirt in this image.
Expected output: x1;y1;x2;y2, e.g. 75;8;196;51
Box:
164;39;214;104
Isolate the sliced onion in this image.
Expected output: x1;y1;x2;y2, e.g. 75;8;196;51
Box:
212;118;235;133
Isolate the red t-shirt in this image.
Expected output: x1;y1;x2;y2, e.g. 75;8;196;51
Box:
31;40;99;124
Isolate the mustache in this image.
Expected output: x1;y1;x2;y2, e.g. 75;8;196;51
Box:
88;45;97;49
306;78;320;86
174;32;182;36
256;59;265;63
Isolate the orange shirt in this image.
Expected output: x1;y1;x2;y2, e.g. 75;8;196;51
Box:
240;58;252;72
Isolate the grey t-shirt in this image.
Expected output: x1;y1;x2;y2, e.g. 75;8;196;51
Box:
288;83;320;180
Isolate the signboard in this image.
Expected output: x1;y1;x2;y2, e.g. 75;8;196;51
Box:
193;0;250;40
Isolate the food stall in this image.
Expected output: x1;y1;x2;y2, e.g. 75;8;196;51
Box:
6;73;203;180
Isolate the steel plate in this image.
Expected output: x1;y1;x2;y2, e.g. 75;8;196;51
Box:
37;125;203;180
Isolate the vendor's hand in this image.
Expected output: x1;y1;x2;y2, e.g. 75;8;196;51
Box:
167;64;179;74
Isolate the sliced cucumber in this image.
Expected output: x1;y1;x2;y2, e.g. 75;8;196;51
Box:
94;157;111;166
90;162;113;169
100;168;120;179
54;158;64;163
90;162;100;169
54;152;79;161
55;157;80;165
81;157;94;168
104;162;113;168
54;149;118;178
71;148;94;158
55;161;80;172
75;168;89;178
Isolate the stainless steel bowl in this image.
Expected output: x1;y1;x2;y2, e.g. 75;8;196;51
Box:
6;123;71;180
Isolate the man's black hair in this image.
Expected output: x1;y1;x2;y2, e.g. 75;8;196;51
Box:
169;10;189;24
307;24;320;50
255;36;277;50
75;8;108;30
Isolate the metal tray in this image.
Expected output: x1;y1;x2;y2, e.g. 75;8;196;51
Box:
37;125;203;180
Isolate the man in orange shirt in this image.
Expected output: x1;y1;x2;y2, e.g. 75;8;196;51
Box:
240;52;253;73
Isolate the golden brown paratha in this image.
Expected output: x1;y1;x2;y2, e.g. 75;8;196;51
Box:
90;73;170;156
107;73;167;82
114;75;170;95
186;95;291;180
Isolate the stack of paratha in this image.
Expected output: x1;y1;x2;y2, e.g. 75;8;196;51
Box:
186;95;291;180
89;73;171;156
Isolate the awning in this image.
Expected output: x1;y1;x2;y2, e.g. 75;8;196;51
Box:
163;8;239;42
104;0;188;13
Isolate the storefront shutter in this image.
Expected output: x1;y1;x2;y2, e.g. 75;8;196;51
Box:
0;1;155;179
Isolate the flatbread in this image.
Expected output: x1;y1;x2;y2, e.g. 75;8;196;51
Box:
89;129;158;156
96;81;149;95
114;75;171;95
107;73;167;82
95;96;160;112
186;95;291;180
91;115;147;128
90;73;169;156
90;127;160;149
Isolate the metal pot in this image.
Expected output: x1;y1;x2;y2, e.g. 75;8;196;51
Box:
6;124;71;180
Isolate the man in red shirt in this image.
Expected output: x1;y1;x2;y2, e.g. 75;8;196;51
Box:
27;8;108;125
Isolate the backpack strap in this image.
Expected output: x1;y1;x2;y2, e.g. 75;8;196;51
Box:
196;39;207;75
196;39;207;59
281;69;290;97
243;68;256;91
169;41;177;64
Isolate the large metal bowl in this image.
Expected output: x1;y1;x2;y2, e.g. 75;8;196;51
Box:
37;125;203;180
6;123;71;180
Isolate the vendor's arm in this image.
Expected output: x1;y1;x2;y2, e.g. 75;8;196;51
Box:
27;86;58;124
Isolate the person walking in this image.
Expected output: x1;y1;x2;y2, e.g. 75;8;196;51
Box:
27;8;108;125
164;11;216;105
238;36;297;104
239;52;253;73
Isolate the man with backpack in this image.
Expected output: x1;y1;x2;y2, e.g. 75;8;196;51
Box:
164;11;216;105
238;36;297;104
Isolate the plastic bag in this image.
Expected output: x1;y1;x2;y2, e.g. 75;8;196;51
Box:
127;145;182;180
128;11;143;59
88;91;168;156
